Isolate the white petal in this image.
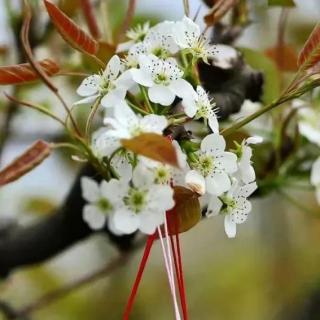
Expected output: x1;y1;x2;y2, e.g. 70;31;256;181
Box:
115;69;135;89
231;198;252;224
81;177;100;202
246;136;263;145
114;101;139;128
139;212;164;234
140;114;168;133
130;68;153;87
224;214;237;238
201;133;226;154
111;155;133;182
113;208;140;234
185;170;206;195
83;205;106;230
170;79;196;100
132;165;154;188
92;129;121;157
148;85;175;106
206;196;223;217
172;140;187;168
311;157;320;186
208;115;219;133
147;185;175;212
107;215;124;236
206;171;231;196
299;123;320;147
218;152;238;173
100;88;126;108
211;44;238;69
76;75;100;97
104;55;121;80
74;94;99;106
100;179;128;204
173;16;200;48
182;98;197;118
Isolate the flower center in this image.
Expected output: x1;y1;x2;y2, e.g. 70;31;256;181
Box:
154;73;169;85
220;196;236;213
154;166;171;184
97;198;113;213
196;154;215;177
99;77;115;95
125;188;147;213
152;47;169;59
130;124;143;137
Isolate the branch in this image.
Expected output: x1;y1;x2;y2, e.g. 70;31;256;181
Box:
80;0;101;39
0;165;135;278
116;0;137;43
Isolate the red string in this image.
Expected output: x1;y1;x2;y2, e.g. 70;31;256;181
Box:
123;234;156;320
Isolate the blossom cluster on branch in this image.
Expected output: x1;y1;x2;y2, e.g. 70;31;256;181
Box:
78;17;260;238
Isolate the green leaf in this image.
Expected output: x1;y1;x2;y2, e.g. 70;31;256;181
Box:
268;0;295;7
238;47;281;104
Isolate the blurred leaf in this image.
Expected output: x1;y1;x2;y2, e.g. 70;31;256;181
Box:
268;0;295;6
121;133;179;167
58;0;81;16
166;186;201;235
96;41;116;62
265;45;297;72
0;59;59;85
204;0;239;26
0;140;52;186
23;196;57;216
298;23;320;71
239;47;281;104
44;0;99;56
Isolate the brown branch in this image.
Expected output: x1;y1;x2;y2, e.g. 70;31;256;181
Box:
80;0;101;39
116;0;137;44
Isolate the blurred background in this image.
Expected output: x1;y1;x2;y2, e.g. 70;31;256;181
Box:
1;0;320;319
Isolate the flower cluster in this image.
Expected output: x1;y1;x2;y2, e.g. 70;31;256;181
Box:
78;16;260;238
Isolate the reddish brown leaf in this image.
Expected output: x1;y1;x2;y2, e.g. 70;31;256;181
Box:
298;23;320;70
204;0;239;26
44;0;99;55
165;186;201;236
0;140;52;186
265;45;297;72
121;133;179;167
0;59;60;85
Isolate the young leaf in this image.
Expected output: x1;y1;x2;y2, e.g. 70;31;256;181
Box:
165;186;201;235
204;0;239;26
268;0;295;7
44;0;99;55
0;59;59;85
0;140;52;186
121;133;179;167
265;45;297;72
298;23;320;70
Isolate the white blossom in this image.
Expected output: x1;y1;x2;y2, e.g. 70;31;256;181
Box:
110;169;175;234
81;177;126;230
103;101;168;140
117;22;150;52
237;136;263;184
206;180;257;238
76;55;133;108
311;157;320;205
182;85;219;132
131;55;196;106
173;16;216;63
185;133;238;196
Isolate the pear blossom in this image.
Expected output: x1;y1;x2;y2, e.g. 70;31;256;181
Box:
125;42;147;68
185;133;238;196
131;55;195;106
81;177;126;230
173;16;216;63
76;55;132;108
103;101;168;139
110;169;175;234
311;157;320;205
206;181;257;238
236;136;263;184
137;141;188;186
182;85;219;132
143;21;179;58
117;22;150;52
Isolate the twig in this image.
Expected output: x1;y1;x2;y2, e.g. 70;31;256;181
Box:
80;0;101;39
116;0;137;44
183;0;190;17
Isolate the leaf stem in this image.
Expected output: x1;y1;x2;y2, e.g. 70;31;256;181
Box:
140;86;154;113
85;97;101;140
127;100;150;115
